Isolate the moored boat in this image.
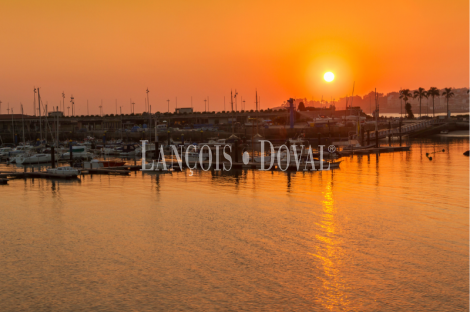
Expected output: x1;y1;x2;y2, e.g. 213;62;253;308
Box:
16;153;55;164
47;166;80;176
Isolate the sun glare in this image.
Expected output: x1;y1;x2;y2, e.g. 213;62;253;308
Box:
324;72;334;82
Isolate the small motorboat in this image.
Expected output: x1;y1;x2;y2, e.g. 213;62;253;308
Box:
184;151;208;162
16;153;54;164
119;144;142;157
0;147;13;157
61;146;92;159
47;166;80;176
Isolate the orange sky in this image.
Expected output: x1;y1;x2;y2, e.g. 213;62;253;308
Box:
0;0;468;115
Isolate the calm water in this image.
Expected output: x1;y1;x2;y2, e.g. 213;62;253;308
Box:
1;135;468;311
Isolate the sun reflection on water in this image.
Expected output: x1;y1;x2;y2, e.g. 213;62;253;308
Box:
312;177;351;311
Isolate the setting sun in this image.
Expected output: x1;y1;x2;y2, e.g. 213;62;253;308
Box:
324;72;335;82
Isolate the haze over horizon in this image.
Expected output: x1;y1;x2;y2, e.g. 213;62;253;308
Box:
1;0;468;115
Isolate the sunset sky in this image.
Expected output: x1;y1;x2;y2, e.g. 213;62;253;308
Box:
0;0;468;115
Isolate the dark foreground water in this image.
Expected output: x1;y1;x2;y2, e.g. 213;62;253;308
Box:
1;135;468;311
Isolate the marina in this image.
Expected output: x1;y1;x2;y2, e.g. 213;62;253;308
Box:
1;0;468;310
0;134;468;311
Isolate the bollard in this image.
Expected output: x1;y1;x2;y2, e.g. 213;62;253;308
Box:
367;130;370;145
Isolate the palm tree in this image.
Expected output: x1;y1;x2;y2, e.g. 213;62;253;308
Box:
413;88;427;118
441;88;454;119
427;87;439;118
399;89;412;118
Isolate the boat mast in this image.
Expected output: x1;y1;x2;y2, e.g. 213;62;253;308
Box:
38;87;42;142
21;104;25;144
56;106;59;146
34;88;37;116
375;88;378;133
11;108;14;144
256;90;259;135
231;90;234;135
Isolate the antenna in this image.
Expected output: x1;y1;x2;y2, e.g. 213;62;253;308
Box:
99;99;103;117
146;88;150;114
62;91;65;112
167;99;170;113
204;99;207;112
0;100;2;115
67;106;70;116
70;95;74;116
234;90;238;111
34;88;37;116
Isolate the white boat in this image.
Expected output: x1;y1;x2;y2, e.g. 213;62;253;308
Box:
288;134;307;145
47;166;80;176
308;116;335;127
183;151;208;162
207;138;226;145
9;145;35;155
61;146;92;159
7;146;35;162
16;153;54;164
0;147;13;157
119;145;142;156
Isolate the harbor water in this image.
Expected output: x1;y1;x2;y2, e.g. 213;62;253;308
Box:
0;135;468;311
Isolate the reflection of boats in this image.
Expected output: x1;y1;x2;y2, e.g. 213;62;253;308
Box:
47;166;80;176
142;161;173;171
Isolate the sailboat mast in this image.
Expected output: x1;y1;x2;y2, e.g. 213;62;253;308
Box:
38;88;42;142
231;90;234;134
21;104;25;144
256;90;259;135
